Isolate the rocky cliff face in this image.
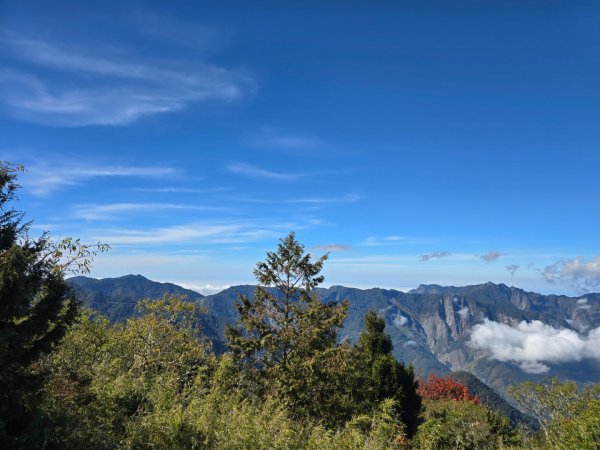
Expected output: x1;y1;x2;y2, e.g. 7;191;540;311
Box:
350;283;600;396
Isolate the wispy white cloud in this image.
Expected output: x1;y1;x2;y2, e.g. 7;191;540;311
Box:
312;244;352;252
363;236;427;247
385;236;405;242
286;193;363;204
543;256;600;292
131;187;230;194
92;221;299;246
0;33;255;126
420;251;451;262
218;192;362;206
469;319;600;374
23;163;178;196
226;162;308;181
72;202;229;221
245;131;323;150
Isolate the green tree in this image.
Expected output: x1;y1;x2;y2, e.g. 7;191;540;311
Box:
353;310;422;438
43;297;215;449
225;232;350;423
509;379;600;449
412;399;522;450
0;162;107;447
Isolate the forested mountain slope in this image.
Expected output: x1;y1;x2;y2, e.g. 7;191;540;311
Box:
68;276;600;397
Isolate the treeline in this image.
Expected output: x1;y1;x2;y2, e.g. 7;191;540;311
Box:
1;162;599;449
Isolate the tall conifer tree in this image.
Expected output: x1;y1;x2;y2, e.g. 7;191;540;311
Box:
354;310;422;438
226;232;349;422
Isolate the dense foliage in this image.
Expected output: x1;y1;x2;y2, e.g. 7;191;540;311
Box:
509;378;600;449
68;274;204;322
412;375;522;449
412;398;522;450
41;301;413;449
0;170;73;445
352;310;422;438
449;371;538;430
0;162;108;447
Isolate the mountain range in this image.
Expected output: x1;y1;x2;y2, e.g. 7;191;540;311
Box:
68;275;600;410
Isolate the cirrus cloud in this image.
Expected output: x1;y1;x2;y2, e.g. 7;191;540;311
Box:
245;131;324;150
71;202;230;221
0;33;255;126
22;163;178;196
312;244;352;252
226;163;307;181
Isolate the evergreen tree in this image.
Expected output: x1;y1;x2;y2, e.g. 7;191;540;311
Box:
226;232;349;423
0;162;107;447
353;310;422;438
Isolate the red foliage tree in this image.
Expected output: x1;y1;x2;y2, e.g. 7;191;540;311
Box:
417;374;480;404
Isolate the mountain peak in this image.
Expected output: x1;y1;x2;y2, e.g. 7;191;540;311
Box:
67;274;204;322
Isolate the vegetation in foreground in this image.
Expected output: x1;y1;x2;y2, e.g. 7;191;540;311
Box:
1;161;600;449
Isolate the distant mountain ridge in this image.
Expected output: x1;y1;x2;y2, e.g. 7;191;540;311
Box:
68;274;204;322
67;275;600;403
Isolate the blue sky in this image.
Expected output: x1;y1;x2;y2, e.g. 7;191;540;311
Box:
2;0;599;294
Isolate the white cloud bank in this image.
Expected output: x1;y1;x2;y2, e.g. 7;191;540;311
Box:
178;282;232;296
469;319;600;374
544;256;600;292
